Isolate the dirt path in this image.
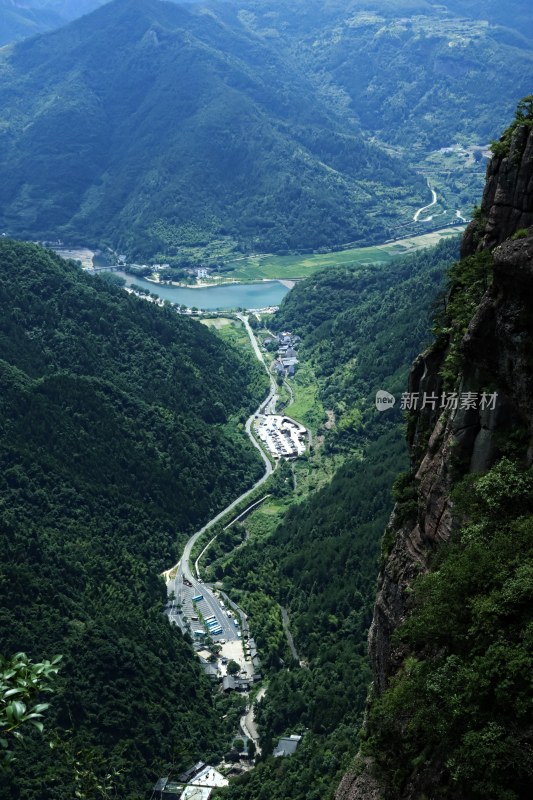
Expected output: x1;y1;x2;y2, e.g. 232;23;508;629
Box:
241;686;267;754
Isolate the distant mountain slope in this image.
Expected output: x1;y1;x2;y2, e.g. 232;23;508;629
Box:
225;0;533;150
0;0;106;45
0;238;267;795
2;0;532;257
0;0;63;44
0;0;423;256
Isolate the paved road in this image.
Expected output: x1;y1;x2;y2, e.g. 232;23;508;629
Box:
413;181;438;222
165;315;276;642
237;314;279;412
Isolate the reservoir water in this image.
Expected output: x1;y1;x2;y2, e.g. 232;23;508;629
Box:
115;272;289;310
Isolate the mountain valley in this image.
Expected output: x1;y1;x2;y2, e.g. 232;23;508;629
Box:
0;3;532;800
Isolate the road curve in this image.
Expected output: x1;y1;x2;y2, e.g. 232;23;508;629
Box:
413;181;438;222
165;314;276;638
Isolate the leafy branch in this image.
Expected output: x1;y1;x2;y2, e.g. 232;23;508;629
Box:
0;652;62;766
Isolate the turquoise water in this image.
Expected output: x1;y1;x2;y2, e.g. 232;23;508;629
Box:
115;272;289;310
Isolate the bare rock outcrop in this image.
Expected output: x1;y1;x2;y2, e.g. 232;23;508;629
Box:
462;125;533;256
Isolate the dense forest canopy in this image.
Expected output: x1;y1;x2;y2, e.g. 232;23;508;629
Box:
0;238;267;798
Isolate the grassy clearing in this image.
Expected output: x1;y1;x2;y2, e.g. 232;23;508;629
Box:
285;364;326;434
244;499;291;542
275;380;292;411
199;316;235;329
292;450;347;498
208;317;250;350
226;227;464;281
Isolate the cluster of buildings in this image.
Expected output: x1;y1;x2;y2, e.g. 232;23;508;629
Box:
263;331;301;378
152;734;304;798
197;635;262;692
257;415;307;460
153;764;228;800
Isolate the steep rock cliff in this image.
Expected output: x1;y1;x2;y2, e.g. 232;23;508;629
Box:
462;122;533;256
336;121;533;800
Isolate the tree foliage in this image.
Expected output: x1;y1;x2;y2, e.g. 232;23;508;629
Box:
0;239;267;797
0;653;61;767
365;459;533;799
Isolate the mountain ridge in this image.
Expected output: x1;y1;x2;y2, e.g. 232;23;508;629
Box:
0;0;422;257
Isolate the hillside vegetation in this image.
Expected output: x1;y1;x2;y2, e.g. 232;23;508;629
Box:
0;238;267;798
274;237;460;449
227;0;533;150
214;240;458;800
365;460;533;799
0;0;421;258
3;1;533;261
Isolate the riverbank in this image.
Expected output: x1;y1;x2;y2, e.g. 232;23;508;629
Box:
116;271;289;310
146;276;280;289
215;224;465;282
59;223;464;288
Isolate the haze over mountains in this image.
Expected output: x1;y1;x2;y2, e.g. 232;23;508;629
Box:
0;0;107;44
1;0;532;258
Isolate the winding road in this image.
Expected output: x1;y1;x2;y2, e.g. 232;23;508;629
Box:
164;315;309;756
164;314;277;642
413;181;438;222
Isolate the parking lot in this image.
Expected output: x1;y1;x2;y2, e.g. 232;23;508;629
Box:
256;414;307;459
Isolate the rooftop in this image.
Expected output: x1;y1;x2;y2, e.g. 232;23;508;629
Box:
273;734;302;757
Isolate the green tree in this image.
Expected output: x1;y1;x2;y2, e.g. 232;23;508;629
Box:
0;652;61;766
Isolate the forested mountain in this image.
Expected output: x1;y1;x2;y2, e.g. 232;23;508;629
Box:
214;240;459;800
2;0;533;259
0;0;422;257
0;0;64;44
225;0;533;149
0;238;267;797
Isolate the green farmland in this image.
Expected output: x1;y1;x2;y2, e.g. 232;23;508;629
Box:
224;226;464;281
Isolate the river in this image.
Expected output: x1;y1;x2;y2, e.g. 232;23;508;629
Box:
114;271;289;310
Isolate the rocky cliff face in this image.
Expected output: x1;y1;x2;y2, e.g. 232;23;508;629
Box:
336;123;533;800
462;123;533;256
